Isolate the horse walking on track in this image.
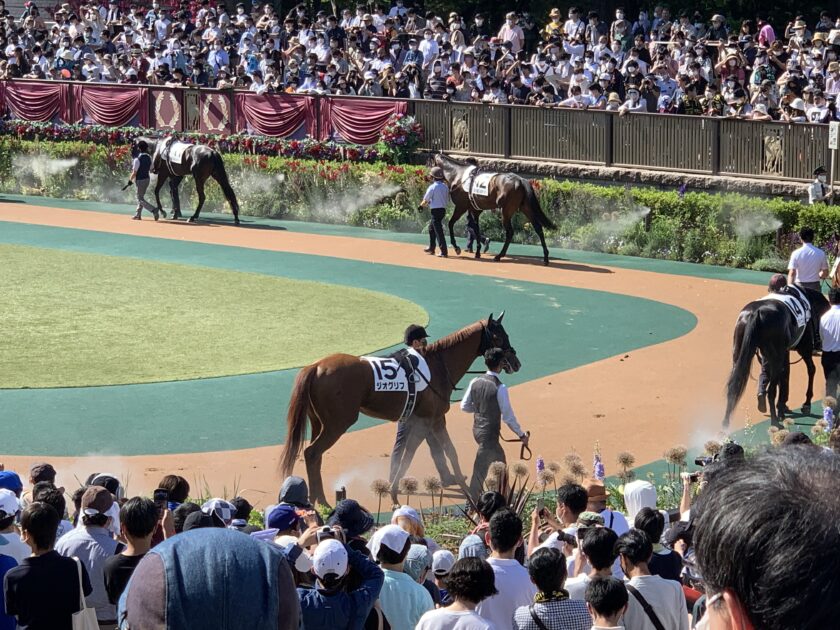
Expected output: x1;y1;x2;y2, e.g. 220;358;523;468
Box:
279;314;521;506
723;285;826;428
434;153;556;266
132;136;240;225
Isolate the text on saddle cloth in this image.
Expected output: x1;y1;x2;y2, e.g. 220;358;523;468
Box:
761;291;811;330
460;165;495;198
362;352;430;393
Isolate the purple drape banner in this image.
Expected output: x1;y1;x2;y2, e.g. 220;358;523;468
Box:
74;85;147;127
235;92;313;137
4;81;70;122
324;97;407;145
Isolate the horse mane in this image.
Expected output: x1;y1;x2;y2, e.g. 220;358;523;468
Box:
426;320;484;355
438;153;472;167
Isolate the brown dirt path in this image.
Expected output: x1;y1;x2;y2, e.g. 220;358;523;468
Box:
0;204;811;509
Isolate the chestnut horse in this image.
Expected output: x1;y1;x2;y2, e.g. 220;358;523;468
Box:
434;153;556;265
279;314;521;506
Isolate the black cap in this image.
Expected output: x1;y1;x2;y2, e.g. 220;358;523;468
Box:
404;324;428;345
182;510;225;531
814;166;827;175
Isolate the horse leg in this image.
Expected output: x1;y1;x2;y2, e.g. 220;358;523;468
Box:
188;172;206;223
168;175;184;220
303;411;351;508
768;376;781;427
388;416;430;506
447;206;464;255
494;215;515;262
533;220;550;266
779;355;791;417
153;172;168;219
801;351;816;415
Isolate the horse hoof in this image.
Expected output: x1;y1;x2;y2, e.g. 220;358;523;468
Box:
543;259;550;266
159;209;167;219
757;394;767;413
475;253;481;259
454;247;461;255
188;217;197;223
234;219;240;225
493;255;502;262
801;403;812;415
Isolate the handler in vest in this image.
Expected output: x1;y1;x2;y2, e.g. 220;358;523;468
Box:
389;324;461;487
418;166;449;258
461;347;529;499
129;140;160;221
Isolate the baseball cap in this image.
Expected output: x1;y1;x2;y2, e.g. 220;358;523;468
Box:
81;486;114;516
29;463;57;483
0;489;20;519
312;538;348;579
201;499;237;526
0;471;23;493
432;549;455;576
369;524;409;560
458;534;488;559
266;504;299;531
183;510;226;531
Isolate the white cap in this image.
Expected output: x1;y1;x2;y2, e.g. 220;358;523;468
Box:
0;489;20;518
391;505;421;526
432;549;455;576
369;524;409;560
312;538;348;579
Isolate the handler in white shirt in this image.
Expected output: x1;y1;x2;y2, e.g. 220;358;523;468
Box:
461;348;528;499
820;288;840;399
788;226;828;291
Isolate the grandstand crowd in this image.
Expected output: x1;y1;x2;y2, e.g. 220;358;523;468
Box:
0;1;838;121
0;438;836;629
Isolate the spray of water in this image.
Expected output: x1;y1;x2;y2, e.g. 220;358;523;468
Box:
307;182;402;223
733;213;782;239
590;205;651;237
13;155;79;187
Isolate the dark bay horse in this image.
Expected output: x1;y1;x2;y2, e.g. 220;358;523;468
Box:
133;136;240;224
434;153;556;265
723;288;827;428
279;314;521;506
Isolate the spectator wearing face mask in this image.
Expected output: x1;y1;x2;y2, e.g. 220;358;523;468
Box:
497;12;524;55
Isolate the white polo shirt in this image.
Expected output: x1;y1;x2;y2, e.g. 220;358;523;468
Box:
820;305;840;352
788;243;828;283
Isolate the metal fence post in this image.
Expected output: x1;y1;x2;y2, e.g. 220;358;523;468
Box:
504;106;511;159
710;118;720;175
604;113;613;167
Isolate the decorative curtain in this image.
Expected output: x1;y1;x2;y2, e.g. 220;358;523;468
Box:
235;92;312;137
323;97;407;145
74;84;147;127
4;80;70;122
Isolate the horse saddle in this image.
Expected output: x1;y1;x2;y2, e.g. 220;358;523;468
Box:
461;165;495;198
159;137;191;165
362;350;430;421
762;288;811;347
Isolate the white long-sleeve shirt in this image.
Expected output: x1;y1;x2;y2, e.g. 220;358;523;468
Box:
820;305;840;353
460;370;525;437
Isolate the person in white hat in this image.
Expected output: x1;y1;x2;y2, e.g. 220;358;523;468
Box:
369;524;433;628
0;489;29;563
298;537;384;629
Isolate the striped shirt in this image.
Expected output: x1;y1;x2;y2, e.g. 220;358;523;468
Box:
513;598;592;630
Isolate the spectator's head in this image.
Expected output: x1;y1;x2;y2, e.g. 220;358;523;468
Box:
173;502;201;533
391;505;424;537
782;431;813;446
528;547;568;594
86;473;124;501
634;507;665;545
556;483;588;523
230;496;253;526
581;526;619;571
278;475;311;508
476;490;506;523
158;475;190;504
584;479;610;512
622;480;657;521
720;442;745;461
403;544;432;583
33;484;66;521
327;499;374;538
201;499;238;527
0;470;24;497
443;557;498;605
121;497;158;542
20;502;60;552
29;462;57;486
0;489;20;531
80;485;114;528
799;227;815;243
458;533;488;559
615;529;653;574
312;538;349;589
432;549;456;580
265;504;300;535
585;577;629;626
694;447;840;629
486;508;522;555
370;524;411;568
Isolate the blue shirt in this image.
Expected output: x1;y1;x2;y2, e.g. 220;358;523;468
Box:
56;526;119;621
423;181;449;209
379;569;433;629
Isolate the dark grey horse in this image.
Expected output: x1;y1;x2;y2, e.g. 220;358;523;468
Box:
133;136;240;224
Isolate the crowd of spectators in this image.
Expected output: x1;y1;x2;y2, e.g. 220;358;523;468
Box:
0;436;838;629
0;1;839;122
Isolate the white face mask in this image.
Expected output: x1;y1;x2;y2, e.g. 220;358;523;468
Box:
819;175;827;183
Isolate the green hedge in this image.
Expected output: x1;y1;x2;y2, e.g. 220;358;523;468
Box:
1;138;832;271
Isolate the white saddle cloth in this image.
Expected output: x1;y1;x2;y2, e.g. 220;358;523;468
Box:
362;351;430;393
167;141;191;164
761;291;810;330
461;165;495;197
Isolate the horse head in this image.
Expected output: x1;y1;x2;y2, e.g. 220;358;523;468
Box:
484;312;521;373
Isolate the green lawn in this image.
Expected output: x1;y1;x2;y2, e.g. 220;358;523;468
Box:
0;244;426;388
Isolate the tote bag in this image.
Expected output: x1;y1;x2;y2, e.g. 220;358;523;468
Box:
72;557;99;630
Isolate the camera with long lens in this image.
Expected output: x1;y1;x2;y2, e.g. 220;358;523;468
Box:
694;455;717;466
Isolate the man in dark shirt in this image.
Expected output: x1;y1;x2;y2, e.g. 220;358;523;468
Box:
4;503;92;630
634;508;683;582
104;497;158;605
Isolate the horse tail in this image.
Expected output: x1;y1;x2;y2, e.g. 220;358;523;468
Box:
525;181;555;230
724;309;761;423
211;151;240;218
279;364;317;476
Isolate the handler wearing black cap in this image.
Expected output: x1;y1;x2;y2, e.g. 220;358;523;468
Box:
389;325;460;488
809;166;834;205
418;166;449;257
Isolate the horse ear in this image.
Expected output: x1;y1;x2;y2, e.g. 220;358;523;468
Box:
497;311;505;323
488;312;494;323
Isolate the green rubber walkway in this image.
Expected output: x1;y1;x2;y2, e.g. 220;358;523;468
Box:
0;219;695;456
